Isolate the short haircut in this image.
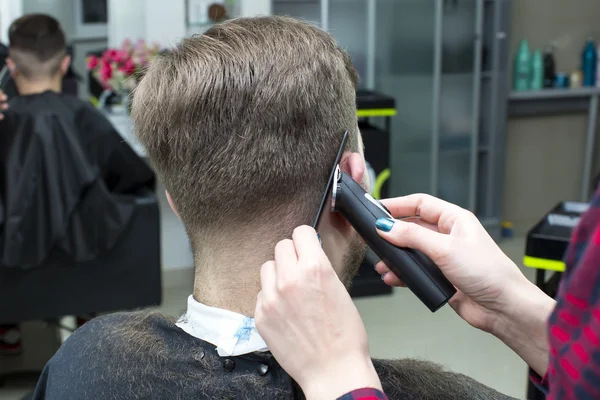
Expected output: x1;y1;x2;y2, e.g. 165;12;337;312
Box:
132;16;359;243
8;14;67;79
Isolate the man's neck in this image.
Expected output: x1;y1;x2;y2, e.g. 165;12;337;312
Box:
194;272;260;317
193;269;261;317
191;236;278;317
189;219;356;317
16;77;62;96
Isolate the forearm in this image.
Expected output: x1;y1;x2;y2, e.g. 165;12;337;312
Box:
490;281;556;377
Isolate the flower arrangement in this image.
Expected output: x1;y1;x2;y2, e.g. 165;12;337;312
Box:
86;39;160;94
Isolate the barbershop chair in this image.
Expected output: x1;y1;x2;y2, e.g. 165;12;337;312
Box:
0;188;162;387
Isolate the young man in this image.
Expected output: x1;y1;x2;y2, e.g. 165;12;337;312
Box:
32;17;514;399
0;14;154;354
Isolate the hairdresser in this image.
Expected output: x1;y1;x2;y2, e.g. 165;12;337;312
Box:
255;192;600;399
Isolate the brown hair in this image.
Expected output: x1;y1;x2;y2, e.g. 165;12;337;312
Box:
132;16;359;244
8;14;66;78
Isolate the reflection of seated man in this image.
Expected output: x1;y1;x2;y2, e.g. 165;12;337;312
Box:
0;14;154;355
32;16;512;399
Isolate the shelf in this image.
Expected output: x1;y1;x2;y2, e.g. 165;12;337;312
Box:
509;87;600;101
273;0;318;3
508;88;600;117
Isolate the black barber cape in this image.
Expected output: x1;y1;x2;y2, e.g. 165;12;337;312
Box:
32;311;517;400
0;91;155;268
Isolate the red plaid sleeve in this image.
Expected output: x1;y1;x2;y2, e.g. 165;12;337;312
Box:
337;388;388;400
535;189;600;399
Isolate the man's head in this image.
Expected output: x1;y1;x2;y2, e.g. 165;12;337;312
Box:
133;16;367;289
7;14;70;90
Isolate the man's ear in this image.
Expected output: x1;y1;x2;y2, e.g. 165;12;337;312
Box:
166;191;181;219
59;55;71;76
5;58;17;78
322;151;367;233
339;151;366;189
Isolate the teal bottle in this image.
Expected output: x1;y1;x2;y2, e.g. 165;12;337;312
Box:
514;40;531;91
530;50;544;90
582;36;597;87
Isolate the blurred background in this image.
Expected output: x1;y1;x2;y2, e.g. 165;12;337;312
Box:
1;1;599;399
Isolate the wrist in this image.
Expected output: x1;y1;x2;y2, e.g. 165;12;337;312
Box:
489;278;555;376
490;278;555;336
301;354;382;400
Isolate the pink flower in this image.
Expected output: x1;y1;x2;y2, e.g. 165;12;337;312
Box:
99;61;113;82
86;55;99;70
114;50;129;64
102;49;118;62
120;58;136;75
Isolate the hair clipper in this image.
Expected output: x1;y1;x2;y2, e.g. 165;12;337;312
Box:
331;166;456;312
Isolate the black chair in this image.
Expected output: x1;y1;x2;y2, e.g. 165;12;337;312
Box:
0;188;162;386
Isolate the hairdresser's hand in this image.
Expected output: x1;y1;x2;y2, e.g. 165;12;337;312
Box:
375;194;554;376
0;90;7;119
255;226;382;400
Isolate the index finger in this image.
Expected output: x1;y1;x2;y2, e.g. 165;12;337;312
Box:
291;225;323;261
381;194;468;233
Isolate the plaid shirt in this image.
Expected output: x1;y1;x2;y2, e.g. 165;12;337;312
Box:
531;188;600;398
337;388;388;400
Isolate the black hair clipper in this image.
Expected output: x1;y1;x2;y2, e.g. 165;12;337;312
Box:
312;131;456;312
331;166;456;311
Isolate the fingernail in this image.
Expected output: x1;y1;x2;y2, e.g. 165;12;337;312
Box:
381;272;387;281
375;218;394;232
317;233;322;247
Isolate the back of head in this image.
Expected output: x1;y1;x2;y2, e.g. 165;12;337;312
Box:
133;16;359;245
8;13;66;79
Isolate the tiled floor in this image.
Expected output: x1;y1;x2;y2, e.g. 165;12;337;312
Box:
0;237;532;400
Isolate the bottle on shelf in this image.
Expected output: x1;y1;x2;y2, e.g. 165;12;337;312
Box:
596;41;600;88
543;45;556;88
582;36;597;87
555;73;569;88
514;40;531;91
570;70;583;88
531;50;544;90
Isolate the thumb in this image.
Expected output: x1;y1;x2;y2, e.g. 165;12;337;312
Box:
375;218;451;263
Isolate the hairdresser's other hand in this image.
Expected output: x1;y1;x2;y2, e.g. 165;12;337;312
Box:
374;194;554;375
0;90;8;119
255;226;382;400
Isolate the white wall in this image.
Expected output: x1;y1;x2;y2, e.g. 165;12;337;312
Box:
0;0;23;43
108;0;185;48
144;0;186;47
238;0;271;17
107;0;145;47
